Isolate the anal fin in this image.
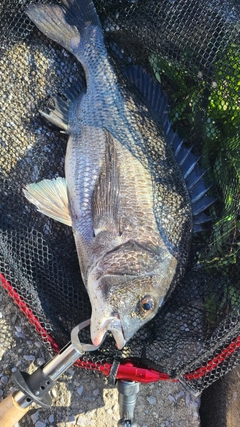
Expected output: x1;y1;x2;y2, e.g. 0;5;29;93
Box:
41;81;85;130
40;95;70;130
23;177;72;226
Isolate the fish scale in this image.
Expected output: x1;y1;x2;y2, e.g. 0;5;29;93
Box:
23;0;211;350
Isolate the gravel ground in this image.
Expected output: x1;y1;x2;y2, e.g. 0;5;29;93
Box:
0;285;201;427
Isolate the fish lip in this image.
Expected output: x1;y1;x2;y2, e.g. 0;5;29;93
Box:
108;317;126;350
91;317;126;350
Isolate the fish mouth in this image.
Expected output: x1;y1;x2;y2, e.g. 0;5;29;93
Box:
91;317;126;350
109;318;126;350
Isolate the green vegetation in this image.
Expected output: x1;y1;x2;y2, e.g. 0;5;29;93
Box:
150;42;240;268
150;44;240;324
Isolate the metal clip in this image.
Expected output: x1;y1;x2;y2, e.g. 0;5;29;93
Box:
14;319;103;409
71;319;101;353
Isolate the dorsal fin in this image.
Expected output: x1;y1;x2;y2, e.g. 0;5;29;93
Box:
124;65;216;233
123;65;169;126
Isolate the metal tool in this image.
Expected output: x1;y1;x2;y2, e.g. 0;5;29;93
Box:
0;319;154;426
0;319;101;426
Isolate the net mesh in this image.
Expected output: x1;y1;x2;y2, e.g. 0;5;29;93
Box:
0;0;240;395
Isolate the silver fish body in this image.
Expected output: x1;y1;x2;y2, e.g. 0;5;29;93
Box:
24;0;192;349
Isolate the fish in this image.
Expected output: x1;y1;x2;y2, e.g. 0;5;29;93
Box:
23;0;214;349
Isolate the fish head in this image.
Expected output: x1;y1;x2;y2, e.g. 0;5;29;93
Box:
87;242;178;350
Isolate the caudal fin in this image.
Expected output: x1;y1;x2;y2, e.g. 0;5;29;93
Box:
26;0;101;54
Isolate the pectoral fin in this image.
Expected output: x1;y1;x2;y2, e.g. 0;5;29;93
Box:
23;177;72;226
91;130;120;235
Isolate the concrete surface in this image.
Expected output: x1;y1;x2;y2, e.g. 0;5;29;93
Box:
0;285;201;427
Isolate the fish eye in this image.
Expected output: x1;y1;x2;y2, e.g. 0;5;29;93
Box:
138;295;155;316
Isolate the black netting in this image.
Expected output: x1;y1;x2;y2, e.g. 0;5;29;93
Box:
0;0;240;395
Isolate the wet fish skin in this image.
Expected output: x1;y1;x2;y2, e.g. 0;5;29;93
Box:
24;0;192;349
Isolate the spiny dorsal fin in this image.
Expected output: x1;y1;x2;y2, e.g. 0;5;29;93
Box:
124;65;216;233
124;65;169;126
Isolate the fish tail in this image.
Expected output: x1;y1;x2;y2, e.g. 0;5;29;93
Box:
26;0;101;55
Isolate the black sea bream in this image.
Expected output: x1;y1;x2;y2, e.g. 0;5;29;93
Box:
24;0;213;349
